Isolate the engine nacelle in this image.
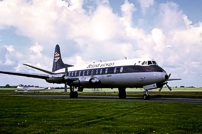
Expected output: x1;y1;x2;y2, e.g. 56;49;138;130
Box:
89;78;101;84
46;76;64;84
71;77;101;87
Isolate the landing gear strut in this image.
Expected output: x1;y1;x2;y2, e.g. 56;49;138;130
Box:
70;86;78;98
143;89;150;100
118;88;126;99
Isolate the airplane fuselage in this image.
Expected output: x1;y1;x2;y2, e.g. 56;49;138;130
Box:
46;59;168;89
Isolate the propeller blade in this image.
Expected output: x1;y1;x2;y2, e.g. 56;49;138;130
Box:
159;86;163;92
168;73;171;78
166;83;172;91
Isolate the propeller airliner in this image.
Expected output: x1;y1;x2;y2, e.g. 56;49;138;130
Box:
0;45;181;99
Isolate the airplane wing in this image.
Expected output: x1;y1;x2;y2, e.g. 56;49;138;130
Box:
0;70;49;79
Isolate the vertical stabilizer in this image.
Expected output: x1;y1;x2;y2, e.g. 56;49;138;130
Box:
52;44;66;72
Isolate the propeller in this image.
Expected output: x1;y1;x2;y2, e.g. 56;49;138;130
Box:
159;82;172;92
166;82;172;91
159;73;172;92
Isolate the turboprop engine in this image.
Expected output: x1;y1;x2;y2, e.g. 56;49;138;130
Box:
46;75;65;84
71;77;101;87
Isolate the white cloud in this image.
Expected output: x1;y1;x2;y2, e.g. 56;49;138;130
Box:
4;45;15;52
137;0;154;14
4;58;13;65
158;2;186;30
121;0;136;27
29;43;43;54
0;0;202;87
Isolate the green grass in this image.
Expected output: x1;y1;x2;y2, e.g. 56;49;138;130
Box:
1;90;202;98
1;87;202;91
0;92;202;133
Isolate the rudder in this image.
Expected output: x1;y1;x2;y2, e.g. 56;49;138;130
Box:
52;44;66;72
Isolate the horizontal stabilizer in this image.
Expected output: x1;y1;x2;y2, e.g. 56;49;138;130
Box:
23;64;54;74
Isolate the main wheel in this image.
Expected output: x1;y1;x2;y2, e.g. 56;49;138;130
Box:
143;94;147;100
118;88;126;99
70;91;78;98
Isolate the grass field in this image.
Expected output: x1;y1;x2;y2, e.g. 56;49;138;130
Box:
1;87;202;91
0;91;202;133
1;89;202;98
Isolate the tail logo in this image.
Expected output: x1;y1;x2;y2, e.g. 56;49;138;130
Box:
54;52;60;62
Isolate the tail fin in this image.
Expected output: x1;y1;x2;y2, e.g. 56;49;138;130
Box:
52;44;66;72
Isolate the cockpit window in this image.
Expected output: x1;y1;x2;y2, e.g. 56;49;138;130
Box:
148;61;152;65
152;61;157;65
142;61;157;65
144;61;148;65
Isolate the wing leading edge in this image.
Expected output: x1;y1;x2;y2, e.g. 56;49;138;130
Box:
0;70;50;79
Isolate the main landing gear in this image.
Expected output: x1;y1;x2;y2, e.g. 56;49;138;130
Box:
118;88;126;99
143;89;150;100
70;86;78;98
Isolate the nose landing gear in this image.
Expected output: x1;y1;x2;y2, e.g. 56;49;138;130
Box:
143;89;150;100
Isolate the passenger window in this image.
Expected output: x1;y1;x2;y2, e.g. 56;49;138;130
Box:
120;67;123;73
91;70;94;75
105;68;108;73
83;71;85;76
79;71;81;76
75;71;77;76
100;69;102;74
69;72;71;76
87;70;89;75
96;69;98;74
114;67;116;73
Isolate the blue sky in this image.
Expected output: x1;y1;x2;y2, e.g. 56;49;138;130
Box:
0;0;202;87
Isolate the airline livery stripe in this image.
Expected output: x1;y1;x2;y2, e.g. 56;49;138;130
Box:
56;65;164;76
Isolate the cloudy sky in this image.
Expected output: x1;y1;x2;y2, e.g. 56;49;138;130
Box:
0;0;202;87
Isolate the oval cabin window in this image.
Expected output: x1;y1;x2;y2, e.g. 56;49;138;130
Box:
114;67;116;73
120;67;123;73
105;68;108;73
96;69;98;74
100;69;102;74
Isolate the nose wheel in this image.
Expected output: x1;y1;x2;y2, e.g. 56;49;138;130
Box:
143;89;150;100
143;94;150;100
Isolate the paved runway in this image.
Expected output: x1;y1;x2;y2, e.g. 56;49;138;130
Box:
11;95;202;104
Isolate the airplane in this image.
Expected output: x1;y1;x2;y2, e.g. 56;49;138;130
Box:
0;44;181;99
16;84;47;92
